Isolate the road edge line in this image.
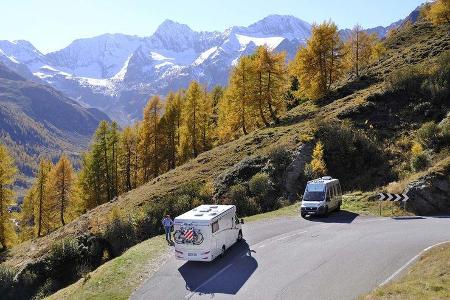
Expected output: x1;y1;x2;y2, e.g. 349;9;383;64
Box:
378;240;450;287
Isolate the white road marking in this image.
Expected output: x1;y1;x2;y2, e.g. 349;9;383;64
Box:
184;263;233;299
378;240;450;287
276;231;307;241
356;218;389;224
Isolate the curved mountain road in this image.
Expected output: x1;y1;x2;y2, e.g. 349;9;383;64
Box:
132;211;450;300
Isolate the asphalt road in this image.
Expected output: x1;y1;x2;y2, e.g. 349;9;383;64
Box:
132;211;450;300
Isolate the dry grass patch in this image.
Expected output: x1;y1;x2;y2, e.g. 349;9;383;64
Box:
362;242;450;300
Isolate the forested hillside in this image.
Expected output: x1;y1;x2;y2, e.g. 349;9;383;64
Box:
0;63;109;193
0;2;449;299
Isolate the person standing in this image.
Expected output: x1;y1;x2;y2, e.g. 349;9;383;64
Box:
162;215;174;244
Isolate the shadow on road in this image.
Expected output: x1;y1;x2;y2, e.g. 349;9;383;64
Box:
392;216;426;220
307;210;359;224
178;241;257;296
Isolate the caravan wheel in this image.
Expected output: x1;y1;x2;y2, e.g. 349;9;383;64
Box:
220;245;226;258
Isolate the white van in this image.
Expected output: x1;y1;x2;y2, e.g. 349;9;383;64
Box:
301;176;342;218
173;205;244;262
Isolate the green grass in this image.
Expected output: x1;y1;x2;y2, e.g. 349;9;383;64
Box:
362;243;450;300
245;202;301;222
342;191;412;217
45;236;168;300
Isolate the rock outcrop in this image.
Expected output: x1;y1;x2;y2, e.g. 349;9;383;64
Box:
213;156;266;200
284;142;314;201
404;170;450;215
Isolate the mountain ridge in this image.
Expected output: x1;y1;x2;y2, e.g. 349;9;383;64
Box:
0;62;110;193
0;12;415;124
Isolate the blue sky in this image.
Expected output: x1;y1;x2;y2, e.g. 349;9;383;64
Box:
1;0;424;53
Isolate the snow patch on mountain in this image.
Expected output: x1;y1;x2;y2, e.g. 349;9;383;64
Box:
193;47;218;66
112;55;132;80
235;34;285;50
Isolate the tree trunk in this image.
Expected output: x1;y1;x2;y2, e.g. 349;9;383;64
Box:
60;168;66;226
0;184;4;248
266;71;279;123
126;147;132;191
241;71;248;135
103;134;111;201
113;143;118;197
356;31;360;77
258;71;269;127
38;177;43;237
153;106;159;178
193;99;198;157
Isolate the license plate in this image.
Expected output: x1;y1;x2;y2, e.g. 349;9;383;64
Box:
188;253;197;257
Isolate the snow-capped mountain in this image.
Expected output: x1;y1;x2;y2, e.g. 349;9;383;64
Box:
0;15;312;124
46;33;144;78
0;7;421;124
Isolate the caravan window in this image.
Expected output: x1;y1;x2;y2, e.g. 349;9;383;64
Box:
212;221;219;233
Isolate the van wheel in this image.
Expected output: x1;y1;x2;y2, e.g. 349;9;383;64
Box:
220;245;226;258
323;207;329;217
237;230;243;242
336;202;341;212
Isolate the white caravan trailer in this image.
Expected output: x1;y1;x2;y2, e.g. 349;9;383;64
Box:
301;176;342;218
173;205;243;262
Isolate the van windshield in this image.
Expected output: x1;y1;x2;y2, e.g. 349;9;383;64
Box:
303;191;325;201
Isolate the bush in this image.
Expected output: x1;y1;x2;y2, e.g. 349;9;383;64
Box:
264;146;292;190
440;118;450;147
386;65;427;94
249;173;277;211
386;53;450;104
0;265;14;298
317;122;393;190
417;121;441;150
276;197;291;209
45;239;82;282
103;216;137;256
225;184;259;216
249;173;271;197
411;153;429;171
7;235;109;300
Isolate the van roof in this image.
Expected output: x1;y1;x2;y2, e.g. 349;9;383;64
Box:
174;205;235;224
307;176;340;185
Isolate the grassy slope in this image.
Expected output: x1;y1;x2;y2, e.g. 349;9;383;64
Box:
2;21;449;274
46;236;168;300
362;243;450;300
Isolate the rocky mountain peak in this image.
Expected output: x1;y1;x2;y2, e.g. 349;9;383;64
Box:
244;14;312;41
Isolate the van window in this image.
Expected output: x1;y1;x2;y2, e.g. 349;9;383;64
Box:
212;221;219;233
306;183;325;192
337;184;342;195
